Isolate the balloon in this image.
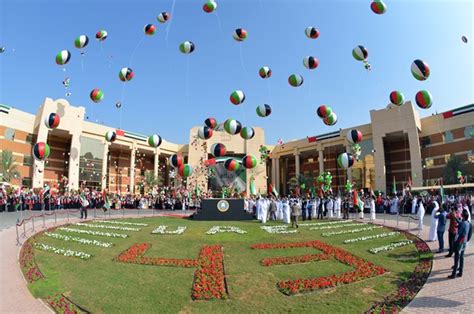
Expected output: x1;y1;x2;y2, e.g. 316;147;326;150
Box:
44;113;60;129
90;88;104;103
224;119;242;135
259;66;272;79
62;77;70;88
224;158;240;172
303;56;319;69
323;113;337;126
197;126;213;140
337;153;355;169
389;91;405;106
211;143;226;157
288;74;303;87
65;92;71;97
462;36;468;43
344;180;353;192
230;90;245;105
204;118;218;129
203;0;217;13
96;30;108;41
256;104;272;117
179;41;195;54
33;142;50;160
148;134;162;147
370;0;387;14
169;154;183;168
411;59;430;81
115;102;122;109
316;105;332;119
240;126;255;140
157;12;171;23
0;47;5;53
346;129;363;144
233;28;248;41
305;27;320;39
178;164;193;178
144;24;156;36
119;67;134;82
242;155;257;169
105;131;116;143
352;46;368;61
74;35;89;49
55;50;71;65
415;90;433;109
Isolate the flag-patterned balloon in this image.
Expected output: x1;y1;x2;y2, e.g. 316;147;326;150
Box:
119;67;134;82
179;41;195;54
178;164;193;178
90;88;104;103
256;104;272;117
370;0;387;14
346;129;363;144
389;91;405;106
411;59;430;81
305;27;320;39
352;46;368;61
224;158;240;172
144;24;156;36
288;74;303;87
316;105;332;119
233;28;248;41
55;50;71;65
74;35;89;49
242;155;257;169
203;0;217;13
323;113;337;126
96;30;108;41
337;153;355;169
197;126;213;140
415;90;433;109
148;134;162;147
211;143;226;157
224;119;242;135
259;66;272;79
157;12;171;23
105;131;116;143
303;56;319;69
240;126;255;140
204;118;218;129
33;142;50;160
230;90;245;105
44;113;60;129
169;154;183;168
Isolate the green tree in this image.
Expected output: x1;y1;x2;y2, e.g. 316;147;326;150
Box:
443;155;467;185
143;170;158;193
0;150;21;183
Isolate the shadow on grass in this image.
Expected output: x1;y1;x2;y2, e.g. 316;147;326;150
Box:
386;251;420;264
408;296;463;308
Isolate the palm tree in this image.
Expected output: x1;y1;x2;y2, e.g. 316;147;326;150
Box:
0;150;21;183
443;155;466;185
143;170;158;193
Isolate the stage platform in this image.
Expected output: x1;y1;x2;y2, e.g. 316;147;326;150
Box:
191;198;254;220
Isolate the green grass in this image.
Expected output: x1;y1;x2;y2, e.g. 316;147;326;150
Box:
28;218;428;313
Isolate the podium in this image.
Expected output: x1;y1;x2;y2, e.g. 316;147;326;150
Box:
192;199;253;221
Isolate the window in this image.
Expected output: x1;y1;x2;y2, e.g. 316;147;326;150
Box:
25;134;36;144
420;136;431;148
22;178;32;188
468;151;474;164
4;128;15;141
424;158;434;168
444;131;453;143
465;126;474;139
23;155;33;166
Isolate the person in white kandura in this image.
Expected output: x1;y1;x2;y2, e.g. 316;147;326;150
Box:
417;198;425;231
312;197;318;218
256;197;263;221
261;197;269;224
370;195;376;221
335;195;341;219
282;198;291;224
411;196;417;214
390;196;399;214
276;198;283;220
327;198;334;218
428;200;439;241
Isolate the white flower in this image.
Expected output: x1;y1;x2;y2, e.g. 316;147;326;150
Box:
369;240;414;254
298;220;354;227
321;225;383;237
261;225;298;234
206;226;247;235
44;232;113;248
58;227;128;238
310;223;365;231
343;232;400;244
151;225;187;235
34;243;91;260
75;223;140;232
94;220;148;226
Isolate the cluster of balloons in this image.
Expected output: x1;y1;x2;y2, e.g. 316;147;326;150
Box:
316;105;337;126
352;45;371;71
317;172;332;193
344;180;353;193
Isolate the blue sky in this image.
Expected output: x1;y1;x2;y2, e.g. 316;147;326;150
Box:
0;0;472;145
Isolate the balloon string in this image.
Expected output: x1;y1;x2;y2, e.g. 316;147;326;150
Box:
214;12;224;38
119;82;126;129
186;55;190;106
165;0;177;41
80;56;84;72
239;44;247;76
128;36;145;67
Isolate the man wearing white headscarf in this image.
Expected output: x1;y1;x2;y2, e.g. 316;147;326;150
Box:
282;198;291;224
428;199;439;241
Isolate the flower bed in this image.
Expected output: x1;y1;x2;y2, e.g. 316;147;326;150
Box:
192;245;228;300
252;240;387;295
114;243;197;267
75;223;140;232
35;243;91;260
94;220;148;226
151;225;187;235
369;240;413;254
44;232;113;248
261;225;298;234
309;223;365;230
20;235;44;283
206;226;247;235
343;232;400;244
45;293;89;314
58;227;128;238
322;225;382;237
298;220;353;227
261;253;331;267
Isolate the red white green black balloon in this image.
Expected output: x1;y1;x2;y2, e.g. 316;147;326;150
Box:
105;131;116;143
96;30;108;41
211;143;227;157
256;104;272;117
178;164;193;177
157;12;171;23
303;56;319;69
352;46;368;61
411;59;430;81
203;0;217;13
44;113;60;129
119;67;134;82
197;126;213;140
240;126;255;140
33;142;50;160
305;27;320;39
148;134;162;147
415;90;433;109
144;24;156;36
224;158;240;172
90;88;104;103
370;0;387;14
233;28;248;41
337;153;355;169
55;50;71;65
169;154;183;168
259;66;272;79
0;47;5;53
230;90;245;105
242;155;257;169
115;102;122;109
74;35;89;49
316;105;332;119
323;113;337;126
389;91;405;106
204;118;218;129
179;41;195;54
346;129;363;144
224;119;242;135
288;74;303;87
462;36;468;43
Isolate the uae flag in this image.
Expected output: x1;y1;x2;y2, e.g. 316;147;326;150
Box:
442;104;474;119
268;183;279;197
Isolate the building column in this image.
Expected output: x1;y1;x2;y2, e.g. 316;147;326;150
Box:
271;157;277;187
345;145;352;182
68;134;81;190
154;148;160;178
275;158;280;193
282;158;288;196
318;149;324;174
101;142;109;191
294;150;300;177
373;135;386;193
407;130;423;187
129;143;136;194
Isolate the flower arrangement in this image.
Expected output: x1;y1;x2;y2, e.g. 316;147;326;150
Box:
298;220;353;227
19;236;44;283
45;293;87;314
309;223;365;230
94;220;148;226
192;245;228;300
206;226;247;235
34;243;91;260
322;225;383;237
369;240;414;254
58;227;128;238
343;232;400;244
261;253;331;267
75;223;140;232
44;232;113;248
114;243;197;267
151;225;187;235
261;225;298;234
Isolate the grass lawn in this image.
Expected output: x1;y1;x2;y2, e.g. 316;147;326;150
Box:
27;217;430;313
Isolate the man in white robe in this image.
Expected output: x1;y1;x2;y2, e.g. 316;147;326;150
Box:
282;198;291;224
390;197;399;214
335;196;341;219
256;197;263;221
428;200;439;241
370;196;376;221
411;197;417;214
261;197;269;224
312;198;319;218
276;199;283;220
327;198;334;218
417;199;425;230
